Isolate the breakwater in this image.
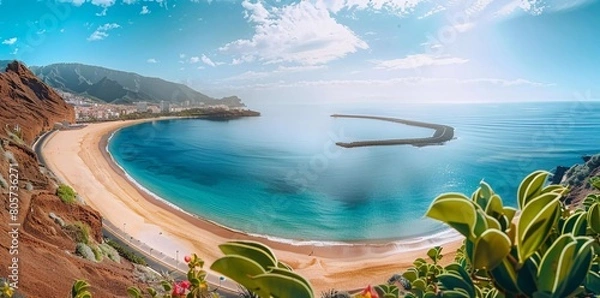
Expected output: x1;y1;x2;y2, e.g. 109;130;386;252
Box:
331;114;455;148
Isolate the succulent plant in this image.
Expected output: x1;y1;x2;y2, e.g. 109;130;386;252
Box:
71;280;92;298
210;240;313;298
424;170;599;298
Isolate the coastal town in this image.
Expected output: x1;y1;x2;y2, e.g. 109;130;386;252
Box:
57;91;252;123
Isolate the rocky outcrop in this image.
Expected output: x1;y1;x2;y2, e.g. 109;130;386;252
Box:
0;61;75;145
561;153;600;205
0;61;142;297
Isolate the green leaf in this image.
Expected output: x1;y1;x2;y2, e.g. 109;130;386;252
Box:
438;273;474;297
427;246;442;264
537;234;594;297
277;261;293;271
126;287;142;298
490;257;520;295
517;192;560;263
584;271;600;294
441;289;471;298
516;256;539;297
590;176;600;190
562;211;588;236
252;273;314;298
218;242;277;270
426;193;478;240
210;255;267;296
228;240;278;263
161;280;172;292
403;268;418;282
517;171;551;209
266;267;313;292
485;194;504;217
587;203;600;234
473;229;511;270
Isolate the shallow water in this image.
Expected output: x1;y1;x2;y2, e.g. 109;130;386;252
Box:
108;101;600;242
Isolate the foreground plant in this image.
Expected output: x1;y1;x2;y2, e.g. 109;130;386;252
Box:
210;240;313;298
423;170;599;297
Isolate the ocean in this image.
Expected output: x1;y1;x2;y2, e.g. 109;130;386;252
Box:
107;101;600;243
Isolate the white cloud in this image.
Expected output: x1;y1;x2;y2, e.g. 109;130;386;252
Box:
2;37;17;45
96;7;108;16
201;54;217;67
418;5;445;19
465;0;495;16
60;0;115;6
220;0;368;65
189;56;201;64
454;22;475;32
147;58;158;63
371;54;468;70
224;64;326;81
87;23;120;41
321;0;427;15
10;48;18;55
179;53;186;59
140;5;150;14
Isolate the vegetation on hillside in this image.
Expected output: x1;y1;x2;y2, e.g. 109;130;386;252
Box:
56;184;77;204
105;239;148;266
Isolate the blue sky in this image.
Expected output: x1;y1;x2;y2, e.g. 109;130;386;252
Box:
1;0;599;103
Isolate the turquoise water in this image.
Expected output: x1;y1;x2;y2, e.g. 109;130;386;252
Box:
108;101;600;242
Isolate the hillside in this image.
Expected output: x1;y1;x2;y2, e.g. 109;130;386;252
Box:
30;63;245;106
0;61;145;297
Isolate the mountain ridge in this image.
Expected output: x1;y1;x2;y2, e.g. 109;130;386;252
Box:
0;61;244;107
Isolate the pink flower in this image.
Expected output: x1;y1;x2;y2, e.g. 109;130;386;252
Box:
184;255;192;263
180;280;191;290
172;281;191;297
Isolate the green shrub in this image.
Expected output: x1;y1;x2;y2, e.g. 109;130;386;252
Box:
91;245;104;262
49;212;66;227
99;242;121;263
76;243;96;262
106;239;147;266
57;184;77;204
65;222;91;244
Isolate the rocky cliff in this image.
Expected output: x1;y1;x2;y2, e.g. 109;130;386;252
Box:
0;61;75;145
0;61;143;297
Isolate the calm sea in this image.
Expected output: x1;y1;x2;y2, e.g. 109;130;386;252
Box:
108;101;600;243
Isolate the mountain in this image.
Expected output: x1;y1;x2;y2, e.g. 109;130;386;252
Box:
0;61;75;144
30;63;245;106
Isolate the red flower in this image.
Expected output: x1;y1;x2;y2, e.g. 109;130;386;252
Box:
172;281;191;297
184;255;192;263
180;280;191;289
361;285;379;298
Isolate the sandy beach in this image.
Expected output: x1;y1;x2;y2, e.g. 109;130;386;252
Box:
41;119;463;292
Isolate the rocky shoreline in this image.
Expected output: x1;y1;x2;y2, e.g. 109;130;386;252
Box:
551;153;600;204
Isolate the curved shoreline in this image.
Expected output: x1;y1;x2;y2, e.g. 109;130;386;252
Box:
106;123;458;246
332;114;455;148
42;118;464;291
